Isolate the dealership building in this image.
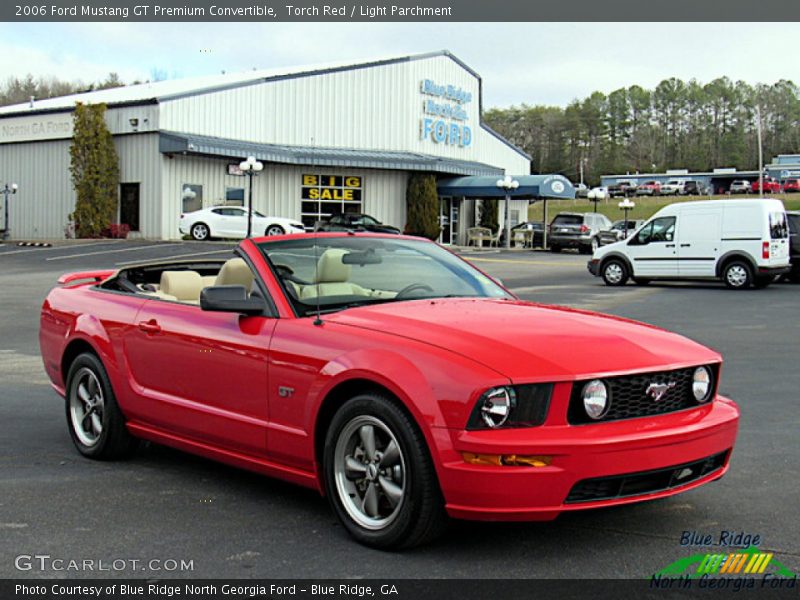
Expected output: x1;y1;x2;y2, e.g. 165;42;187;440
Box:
0;50;574;243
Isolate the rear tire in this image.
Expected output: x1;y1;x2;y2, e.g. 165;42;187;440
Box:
190;222;210;241
323;393;447;549
722;261;753;289
601;259;629;286
65;353;138;460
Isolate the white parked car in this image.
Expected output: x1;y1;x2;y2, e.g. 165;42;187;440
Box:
659;180;683;195
179;207;305;240
588;199;790;289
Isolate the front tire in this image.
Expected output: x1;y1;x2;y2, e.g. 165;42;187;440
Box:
601;259;629;286
723;261;753;289
265;224;285;236
323;393;446;549
190;222;210;241
65;353;138;460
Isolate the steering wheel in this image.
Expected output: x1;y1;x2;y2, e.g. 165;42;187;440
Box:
395;283;434;299
275;264;311;286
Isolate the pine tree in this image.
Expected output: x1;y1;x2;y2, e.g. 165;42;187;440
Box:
405;173;440;240
69;103;120;237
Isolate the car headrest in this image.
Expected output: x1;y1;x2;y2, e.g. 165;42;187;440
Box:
160;271;203;301
316;249;351;283
215;258;254;292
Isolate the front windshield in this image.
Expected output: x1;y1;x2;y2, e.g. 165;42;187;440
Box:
258;236;512;316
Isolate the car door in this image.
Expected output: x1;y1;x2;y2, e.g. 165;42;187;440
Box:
209;208;235;238
626;216;678;277
226;207;248;238
677;210;721;277
121;266;276;455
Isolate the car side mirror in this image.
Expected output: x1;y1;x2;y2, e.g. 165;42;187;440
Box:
200;285;265;316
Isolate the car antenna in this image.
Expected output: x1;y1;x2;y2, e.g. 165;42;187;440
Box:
313;234;323;326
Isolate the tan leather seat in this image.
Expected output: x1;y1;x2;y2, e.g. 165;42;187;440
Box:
160;271;204;303
201;275;217;289
300;249;370;299
215;258;254;292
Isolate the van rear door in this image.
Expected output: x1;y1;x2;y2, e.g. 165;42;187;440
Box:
678;210;721;277
767;210;790;266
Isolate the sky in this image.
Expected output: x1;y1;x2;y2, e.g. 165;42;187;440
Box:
2;22;799;108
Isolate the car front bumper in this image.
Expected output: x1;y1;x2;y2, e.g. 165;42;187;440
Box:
587;258;600;275
432;395;739;521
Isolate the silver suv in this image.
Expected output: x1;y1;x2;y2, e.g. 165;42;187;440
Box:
549;212;613;254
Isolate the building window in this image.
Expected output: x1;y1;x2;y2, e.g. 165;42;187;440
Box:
225;187;245;206
510;209;520;228
300;174;363;230
182;184;203;213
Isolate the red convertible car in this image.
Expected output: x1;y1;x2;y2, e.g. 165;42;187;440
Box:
40;233;739;549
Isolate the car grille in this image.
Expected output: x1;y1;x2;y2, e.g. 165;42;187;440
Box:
568;365;718;424
565;450;729;503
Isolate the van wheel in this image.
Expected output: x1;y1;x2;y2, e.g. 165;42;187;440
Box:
602;259;629;286
723;261;753;289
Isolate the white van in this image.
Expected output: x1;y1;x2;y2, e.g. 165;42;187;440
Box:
588;199;790;289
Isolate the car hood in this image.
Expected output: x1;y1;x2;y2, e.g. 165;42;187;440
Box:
326;298;720;382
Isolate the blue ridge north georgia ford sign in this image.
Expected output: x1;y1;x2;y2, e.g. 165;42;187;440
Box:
419;79;473;147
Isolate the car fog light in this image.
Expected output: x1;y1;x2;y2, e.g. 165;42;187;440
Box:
693;366;712;402
582;379;609;419
479;387;515;428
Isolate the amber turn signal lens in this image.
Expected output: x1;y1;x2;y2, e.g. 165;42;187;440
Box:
462;453;551;467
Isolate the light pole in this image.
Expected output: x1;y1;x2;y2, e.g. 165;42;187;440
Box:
496;174;519;249
2;183;18;241
587;188;605;213
238;156;263;238
755;105;764;196
618;198;635;238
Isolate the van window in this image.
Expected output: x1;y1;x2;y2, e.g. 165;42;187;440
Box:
770;212;789;239
633;217;676;244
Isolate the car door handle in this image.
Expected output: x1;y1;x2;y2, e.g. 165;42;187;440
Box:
680;243;691;247
138;320;161;334
665;244;676;248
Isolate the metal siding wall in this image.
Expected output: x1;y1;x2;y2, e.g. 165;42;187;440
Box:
160;154;408;239
0;139;73;239
159;55;529;175
0;133;160;240
115;134;162;238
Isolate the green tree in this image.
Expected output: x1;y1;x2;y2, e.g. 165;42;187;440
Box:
479;199;499;232
69;103;120;238
405;173;440;240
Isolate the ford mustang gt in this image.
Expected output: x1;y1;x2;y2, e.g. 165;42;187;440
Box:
39;233;739;549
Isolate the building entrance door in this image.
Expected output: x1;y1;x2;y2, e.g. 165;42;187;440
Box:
120;183;141;232
438;197;459;245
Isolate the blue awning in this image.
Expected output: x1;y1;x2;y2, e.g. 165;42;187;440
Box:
437;174;575;199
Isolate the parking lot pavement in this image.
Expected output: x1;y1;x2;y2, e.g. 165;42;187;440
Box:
1;241;798;578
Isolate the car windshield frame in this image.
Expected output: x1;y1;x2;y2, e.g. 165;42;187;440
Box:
257;236;513;317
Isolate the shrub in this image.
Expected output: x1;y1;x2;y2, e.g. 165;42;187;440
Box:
405;173;440;240
479;199;499;232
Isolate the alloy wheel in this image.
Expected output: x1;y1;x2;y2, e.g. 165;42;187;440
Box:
69;367;104;447
333;415;406;531
726;264;748;288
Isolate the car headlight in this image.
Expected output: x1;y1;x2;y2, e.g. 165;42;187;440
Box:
582;379;609;420
692;366;713;402
467;384;552;430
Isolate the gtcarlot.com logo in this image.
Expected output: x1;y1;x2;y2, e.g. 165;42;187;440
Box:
15;554;194;572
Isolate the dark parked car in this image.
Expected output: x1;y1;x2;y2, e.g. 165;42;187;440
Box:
499;221;545;247
787;211;800;283
549;212;612;254
314;213;401;234
607;182;637;198
682;180;705;195
598;219;646;246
